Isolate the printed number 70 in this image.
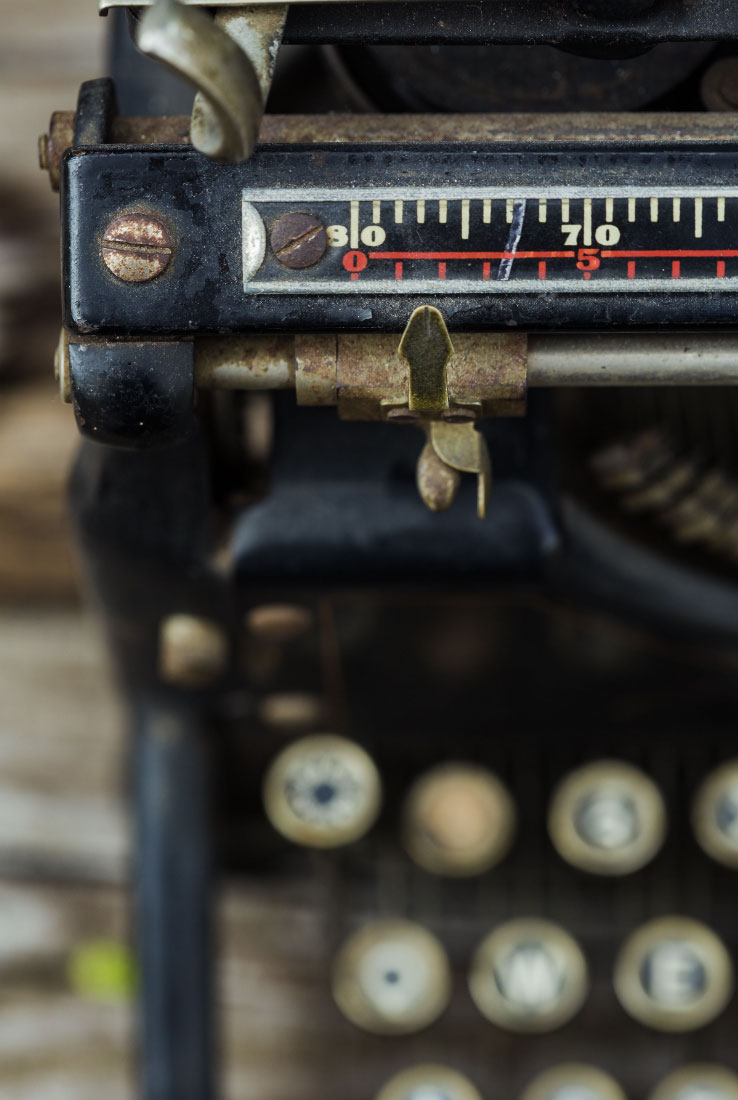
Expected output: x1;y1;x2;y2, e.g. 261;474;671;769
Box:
561;224;621;246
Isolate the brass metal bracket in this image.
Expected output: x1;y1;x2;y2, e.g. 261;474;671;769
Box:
424;419;493;520
293;318;528;517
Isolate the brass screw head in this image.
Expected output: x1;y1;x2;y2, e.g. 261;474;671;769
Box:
102;212;172;283
270;211;327;269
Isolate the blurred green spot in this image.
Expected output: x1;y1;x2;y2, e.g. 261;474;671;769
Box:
68;939;137;1001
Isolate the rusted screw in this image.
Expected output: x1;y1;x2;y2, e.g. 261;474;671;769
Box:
159;614;229;688
246;603;314;642
270;212;327;270
102;212;173;283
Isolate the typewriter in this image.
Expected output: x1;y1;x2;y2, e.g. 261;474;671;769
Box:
40;2;738;1098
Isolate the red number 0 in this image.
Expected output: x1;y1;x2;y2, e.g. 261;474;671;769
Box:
342;250;368;273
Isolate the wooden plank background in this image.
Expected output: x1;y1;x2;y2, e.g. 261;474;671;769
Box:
0;10;339;1098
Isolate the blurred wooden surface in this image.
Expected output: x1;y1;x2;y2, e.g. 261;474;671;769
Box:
0;10;131;1099
0;607;349;1100
0;0;104;598
0;385;80;602
0;11;345;1099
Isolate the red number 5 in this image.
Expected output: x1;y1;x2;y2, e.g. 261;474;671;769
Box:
576;248;601;272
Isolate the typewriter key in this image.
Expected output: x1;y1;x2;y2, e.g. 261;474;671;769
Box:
648;1065;738;1100
469;918;589;1032
520;1064;627;1100
692;760;738;869
614;917;734;1031
263;734;381;848
548;760;667;875
374;1065;483;1100
403;763;516;876
332;919;451;1035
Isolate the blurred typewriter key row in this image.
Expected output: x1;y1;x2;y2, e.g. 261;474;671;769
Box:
331;915;734;1034
373;1064;738;1100
262;739;738;873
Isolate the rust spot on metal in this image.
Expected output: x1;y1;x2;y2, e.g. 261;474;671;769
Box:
294;334;337;407
101;212;173;283
447;333;528;418
386;407;422;423
41;111;75;191
259;112;738;147
336;334;406;421
41;110;738;192
442;406;478;423
113;115;191;145
270;211;327;269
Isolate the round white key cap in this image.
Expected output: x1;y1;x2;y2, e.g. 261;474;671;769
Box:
469;918;589;1032
548;760;667;875
375;1065;483;1100
614;917;733;1031
403;763;516;876
520;1065;626;1100
649;1065;738;1100
332;919;451;1035
263;734;381;848
693;761;738;869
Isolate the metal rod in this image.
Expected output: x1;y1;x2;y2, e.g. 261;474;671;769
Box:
527;334;738;386
134;700;214;1100
193;332;738;393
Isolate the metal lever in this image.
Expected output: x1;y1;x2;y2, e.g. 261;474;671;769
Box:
397;306;492;518
136;0;286;162
425;420;492;520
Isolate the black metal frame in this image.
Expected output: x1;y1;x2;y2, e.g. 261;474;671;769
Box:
281;0;738;48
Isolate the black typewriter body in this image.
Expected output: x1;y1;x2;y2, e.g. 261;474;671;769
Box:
43;5;738;1100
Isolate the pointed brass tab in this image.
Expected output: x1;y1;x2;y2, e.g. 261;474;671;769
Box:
398;306;454;415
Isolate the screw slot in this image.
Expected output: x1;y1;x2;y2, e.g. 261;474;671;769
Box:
102;212;173;283
270;211;327;269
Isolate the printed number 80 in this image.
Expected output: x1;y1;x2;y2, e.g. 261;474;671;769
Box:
327;225;387;247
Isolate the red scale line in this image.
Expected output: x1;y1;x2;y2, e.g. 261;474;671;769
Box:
602;250;738;259
368;251;576;261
